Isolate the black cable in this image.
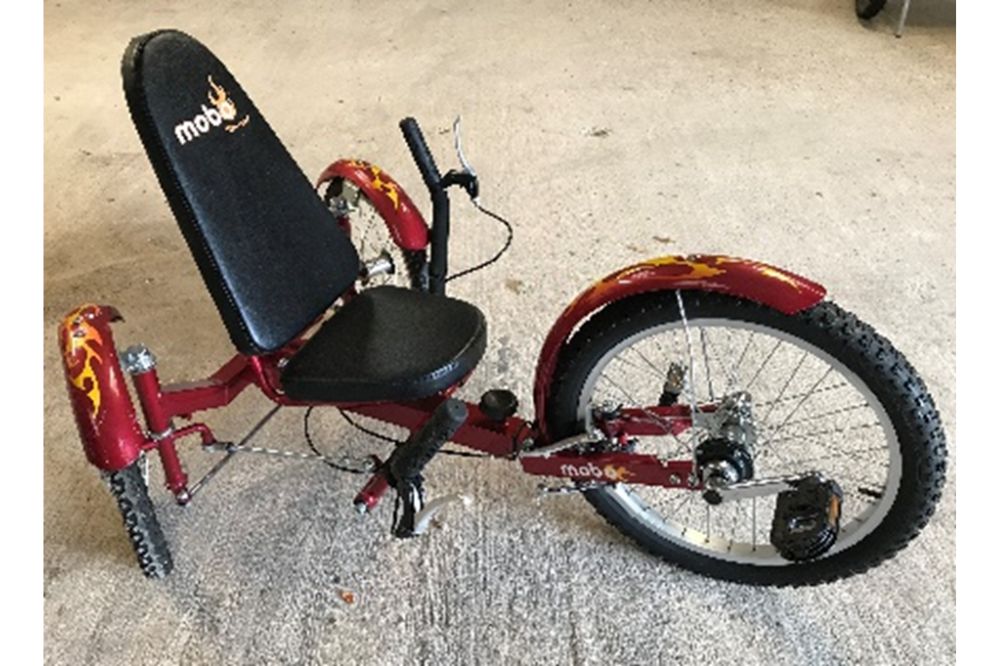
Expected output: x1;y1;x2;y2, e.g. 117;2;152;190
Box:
303;406;372;474
338;408;401;444
445;203;514;283
306;403;502;463
438;449;491;459
337;407;489;457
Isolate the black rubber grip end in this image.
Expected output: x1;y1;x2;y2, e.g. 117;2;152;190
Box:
399;116;442;188
388;398;468;483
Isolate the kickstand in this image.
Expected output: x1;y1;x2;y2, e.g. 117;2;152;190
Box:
896;0;913;38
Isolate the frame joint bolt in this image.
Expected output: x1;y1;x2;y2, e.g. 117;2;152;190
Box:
120;344;157;375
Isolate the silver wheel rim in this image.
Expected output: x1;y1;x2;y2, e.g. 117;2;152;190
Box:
328;179;415;289
576;316;901;566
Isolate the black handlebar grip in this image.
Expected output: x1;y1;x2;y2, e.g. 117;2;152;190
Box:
399;117;443;190
388;398;468;484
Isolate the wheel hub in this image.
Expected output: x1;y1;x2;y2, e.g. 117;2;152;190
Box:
696;437;755;504
694;391;758;503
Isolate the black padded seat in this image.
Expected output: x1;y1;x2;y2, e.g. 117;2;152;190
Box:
122;30;360;353
281;286;487;402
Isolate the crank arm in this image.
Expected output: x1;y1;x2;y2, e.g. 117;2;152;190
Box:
519;431;604;458
708;471;826;504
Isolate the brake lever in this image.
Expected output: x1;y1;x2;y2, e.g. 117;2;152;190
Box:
453;115;477;178
440;115;480;205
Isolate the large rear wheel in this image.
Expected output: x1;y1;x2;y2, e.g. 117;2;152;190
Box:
546;291;946;586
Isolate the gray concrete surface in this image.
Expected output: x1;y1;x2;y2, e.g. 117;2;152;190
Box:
44;1;956;664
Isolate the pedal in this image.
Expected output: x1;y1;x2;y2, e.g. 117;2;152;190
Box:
479;389;518;423
770;475;843;561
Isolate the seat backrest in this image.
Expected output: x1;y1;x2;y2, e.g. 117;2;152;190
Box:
122;30;359;353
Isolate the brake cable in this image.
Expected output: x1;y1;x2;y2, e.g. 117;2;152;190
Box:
444;201;514;284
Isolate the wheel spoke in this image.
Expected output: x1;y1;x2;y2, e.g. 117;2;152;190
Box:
776;402;871;429
699;327;715;401
768;445;890;468
733;331;755;382
629;346;668;379
767;421;883;446
759;366;835;447
705;327;741;392
745;339;783;390
760;351;809;424
754;382;850;408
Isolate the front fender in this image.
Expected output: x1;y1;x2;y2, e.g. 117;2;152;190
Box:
317;159;429;251
59;304;146;471
532;255;826;437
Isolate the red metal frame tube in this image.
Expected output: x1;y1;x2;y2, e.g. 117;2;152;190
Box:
353;471;391;512
159;354;255;417
130;365;189;496
520;453;698;489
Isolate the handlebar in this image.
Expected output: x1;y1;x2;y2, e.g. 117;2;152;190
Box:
399;117;450;295
399;117;443;193
399;116;483;295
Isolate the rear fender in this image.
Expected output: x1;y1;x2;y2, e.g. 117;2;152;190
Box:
532;255;827;439
316;159;429;251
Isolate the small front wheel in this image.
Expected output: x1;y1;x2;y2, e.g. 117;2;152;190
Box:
546;291;946;586
324;177;429;291
106;459;173;578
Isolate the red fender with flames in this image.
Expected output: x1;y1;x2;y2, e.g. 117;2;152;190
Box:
59;304;146;470
531;255;827;437
316;159;429;251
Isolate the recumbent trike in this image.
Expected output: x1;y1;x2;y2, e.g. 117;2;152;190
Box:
59;30;947;587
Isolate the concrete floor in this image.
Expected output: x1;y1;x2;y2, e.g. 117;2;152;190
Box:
44;1;955;664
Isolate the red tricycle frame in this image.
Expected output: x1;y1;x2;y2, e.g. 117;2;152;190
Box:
60;187;825;512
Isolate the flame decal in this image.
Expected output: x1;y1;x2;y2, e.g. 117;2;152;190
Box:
639;256;727;279
756;265;803;292
62;305;103;419
207;75;249;132
369;165;401;210
602;464;633;482
577;256;805;308
345;160;401;210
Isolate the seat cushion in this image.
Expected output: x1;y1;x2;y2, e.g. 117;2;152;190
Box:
281;286;487;402
122;30;360;353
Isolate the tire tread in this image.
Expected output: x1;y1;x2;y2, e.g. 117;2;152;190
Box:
107;462;174;578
